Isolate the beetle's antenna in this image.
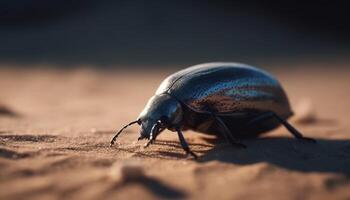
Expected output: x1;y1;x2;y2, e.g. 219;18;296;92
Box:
110;120;139;147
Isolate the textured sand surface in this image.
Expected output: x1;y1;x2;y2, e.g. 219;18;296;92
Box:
0;65;349;200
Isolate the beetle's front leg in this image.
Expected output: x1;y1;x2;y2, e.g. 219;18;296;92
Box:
144;122;166;148
144;122;160;148
175;127;197;159
144;136;155;148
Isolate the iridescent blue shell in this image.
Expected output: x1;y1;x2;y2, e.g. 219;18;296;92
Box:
156;62;292;119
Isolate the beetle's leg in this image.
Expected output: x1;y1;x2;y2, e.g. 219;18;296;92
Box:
246;112;316;143
213;115;247;148
272;113;316;143
176;127;198;159
144;122;161;148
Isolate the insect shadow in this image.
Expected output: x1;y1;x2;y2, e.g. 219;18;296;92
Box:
106;175;186;199
0;105;19;117
199;137;350;176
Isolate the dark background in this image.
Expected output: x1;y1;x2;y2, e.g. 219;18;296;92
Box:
0;0;349;67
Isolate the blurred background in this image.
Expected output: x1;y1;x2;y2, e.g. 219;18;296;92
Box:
0;0;349;68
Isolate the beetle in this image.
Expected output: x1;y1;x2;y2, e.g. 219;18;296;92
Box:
110;62;315;158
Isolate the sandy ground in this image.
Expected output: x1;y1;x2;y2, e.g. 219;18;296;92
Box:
0;64;350;200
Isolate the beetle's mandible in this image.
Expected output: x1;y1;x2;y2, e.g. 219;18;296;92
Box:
110;62;315;158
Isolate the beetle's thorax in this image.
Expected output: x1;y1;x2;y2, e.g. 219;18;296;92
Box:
138;93;183;136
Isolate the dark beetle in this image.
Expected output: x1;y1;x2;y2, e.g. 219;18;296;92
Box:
111;62;315;158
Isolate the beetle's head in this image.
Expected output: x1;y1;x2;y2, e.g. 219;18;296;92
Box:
137;94;183;140
110;94;183;146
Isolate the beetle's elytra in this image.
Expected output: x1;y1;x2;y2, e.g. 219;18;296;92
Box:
111;62;315;158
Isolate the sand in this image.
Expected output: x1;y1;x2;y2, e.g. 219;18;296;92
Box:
0;64;349;200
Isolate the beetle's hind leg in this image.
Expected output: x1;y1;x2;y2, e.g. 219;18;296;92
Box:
246;112;316;143
213;115;247;148
273;113;316;143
